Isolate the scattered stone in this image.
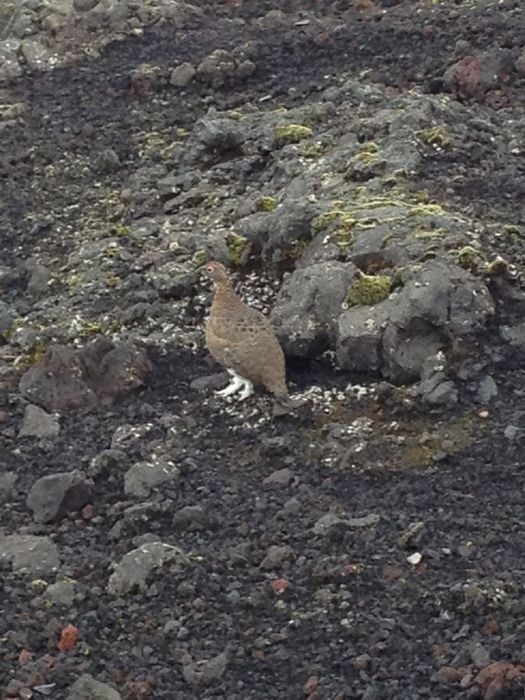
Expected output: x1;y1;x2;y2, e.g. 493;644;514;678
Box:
73;0;100;11
0;471;17;503
173;505;210;531
18;404;59;439
407;552;422;566
19;39;52;71
347;513;380;528
476;376;498;404
108;542;188;595
19;345;96;411
124;459;180;498
170;62;196;87
27;470;94;523
262;468;295;489
476;661;525;699
444;49;515;97
471;643;491;669
66;674;121;700
303;676;319;695
503;425;520;441
313;512;349;535
181;651;228;686
260;545;294;570
353;654;372;671
45;580;76;607
196;49;236;86
397;521;426;549
0;39;23;83
0;534;59;575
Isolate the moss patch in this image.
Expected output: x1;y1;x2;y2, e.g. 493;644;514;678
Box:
343;272;392;308
258;196;277;212
275;124;313;144
226;231;251;265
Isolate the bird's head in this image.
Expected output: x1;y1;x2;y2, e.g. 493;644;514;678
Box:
204;260;230;286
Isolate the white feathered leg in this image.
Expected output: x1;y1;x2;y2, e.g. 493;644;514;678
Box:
216;370;254;400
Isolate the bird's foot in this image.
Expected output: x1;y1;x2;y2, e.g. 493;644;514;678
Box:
216;371;253;399
237;380;254;401
216;375;244;397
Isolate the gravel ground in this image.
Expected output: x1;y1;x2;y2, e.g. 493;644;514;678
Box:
2;1;525;698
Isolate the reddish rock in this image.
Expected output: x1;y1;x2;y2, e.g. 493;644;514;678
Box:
476;661;525;699
444;49;514;97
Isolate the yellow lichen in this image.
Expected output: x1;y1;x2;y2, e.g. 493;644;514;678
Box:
485;256;509;276
352;142;380;165
112;224;129;237
192;249;208;268
275;124;313;144
226;231;251;266
258;196;277;212
343;272;392;308
457;246;481;271
415;126;452;149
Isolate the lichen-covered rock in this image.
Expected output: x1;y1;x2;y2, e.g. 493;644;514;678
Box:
271;261;357;357
337;260;494;382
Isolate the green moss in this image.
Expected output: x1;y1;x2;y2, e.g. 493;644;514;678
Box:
16;340;46;369
343;272;392;308
415;126;452;149
112;224;129;237
457;245;481;271
106;275;121;288
408;203;445;217
414;227;447;239
102;246;122;259
352;142;380;165
258;196;277;212
79;321;102;338
275;124;313;144
192;249;208;268
501;224;522;237
226;231;251;266
485;255;509;276
299;142;326;158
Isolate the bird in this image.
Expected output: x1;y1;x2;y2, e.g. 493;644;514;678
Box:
204;261;298;411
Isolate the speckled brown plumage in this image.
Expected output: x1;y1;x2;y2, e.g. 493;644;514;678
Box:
204;261;290;404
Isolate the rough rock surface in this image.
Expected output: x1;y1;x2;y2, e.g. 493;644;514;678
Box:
2;1;525;698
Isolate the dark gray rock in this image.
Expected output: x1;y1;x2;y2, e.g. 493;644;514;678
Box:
476;376;498;404
148;261;198;299
260;545;294;570
66;674;121;700
0;39;23;83
236;199;318;264
44;580;76;607
73;0;100;12
108;542;188;595
262;468;295;489
272;261;357;357
191;116;245;162
182;651;228;686
27;470;94;523
337;261;494;382
124;459;180;498
0;534;59;575
0;471;17;503
196;49;236;86
173;505;210;531
0;300;17;334
19;345;96;411
18;404;59;439
170;62;196;87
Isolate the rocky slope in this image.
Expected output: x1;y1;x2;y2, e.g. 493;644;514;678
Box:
2;0;525;698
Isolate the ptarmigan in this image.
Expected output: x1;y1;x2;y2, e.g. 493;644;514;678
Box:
204;261;296;410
